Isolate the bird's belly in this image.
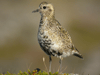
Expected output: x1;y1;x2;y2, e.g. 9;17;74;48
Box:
38;32;64;57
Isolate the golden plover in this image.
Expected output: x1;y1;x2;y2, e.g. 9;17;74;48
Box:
32;2;83;72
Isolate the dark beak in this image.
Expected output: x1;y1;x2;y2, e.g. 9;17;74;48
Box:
32;9;40;13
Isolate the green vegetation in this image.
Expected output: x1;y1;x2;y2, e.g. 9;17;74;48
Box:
0;69;74;75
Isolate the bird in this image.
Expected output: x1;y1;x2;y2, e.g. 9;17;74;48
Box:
32;2;83;72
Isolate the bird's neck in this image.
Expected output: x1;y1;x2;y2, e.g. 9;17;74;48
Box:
40;16;55;26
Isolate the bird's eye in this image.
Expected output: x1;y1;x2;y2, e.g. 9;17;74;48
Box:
43;6;46;9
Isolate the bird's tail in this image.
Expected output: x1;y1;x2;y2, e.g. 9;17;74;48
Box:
71;46;83;59
73;53;83;59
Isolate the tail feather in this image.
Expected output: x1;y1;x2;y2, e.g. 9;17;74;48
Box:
73;53;83;59
71;45;83;59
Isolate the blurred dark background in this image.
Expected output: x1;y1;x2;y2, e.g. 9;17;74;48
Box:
0;0;100;75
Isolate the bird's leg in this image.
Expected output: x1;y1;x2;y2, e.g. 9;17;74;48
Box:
59;57;63;73
49;56;52;72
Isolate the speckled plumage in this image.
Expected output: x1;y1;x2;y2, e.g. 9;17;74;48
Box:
33;2;83;72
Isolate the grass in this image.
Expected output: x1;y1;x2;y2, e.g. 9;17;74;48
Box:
0;69;73;75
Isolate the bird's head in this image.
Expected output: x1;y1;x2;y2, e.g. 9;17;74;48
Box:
32;2;55;17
